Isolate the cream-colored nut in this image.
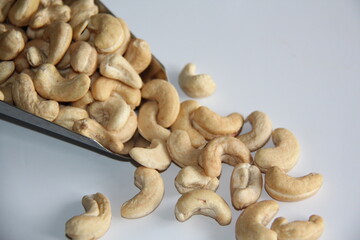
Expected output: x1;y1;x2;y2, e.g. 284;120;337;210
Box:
8;0;40;27
129;139;171;171
121;166;164;219
254;128;300;173
26;26;45;39
29;4;70;29
0;61;15;84
65;193;111;240
12;73;59;121
69;0;98;41
191;106;244;140
175;189;232;226
68;41;98;76
0;29;25;61
171;100;206;148
166;130;201;167
124;38;152;74
116;17;131;55
0;0;15;23
0;73;16;104
99;52;143;89
113;110;138;143
235;200;279;240
88;93;131;131
199;136;252;178
237;111;272;152
175;166;219;194
141;79;180;128
91;76;141;108
43;21;72;65
138;101;171;142
271;215;324;240
179;63;216;98
14;39;49;72
0;90;4;101
27;46;46;67
34;64;91;102
230;163;262;210
54;105;89;130
265;166;323;202
71;91;94;109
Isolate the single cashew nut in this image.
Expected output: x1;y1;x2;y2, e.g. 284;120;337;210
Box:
175;166;219;194
129;139;171;171
71;91;94;109
69;41;98;76
236;200;279;240
33;64;91;102
0;73;16;104
29;4;70;29
175;189;232;226
0;61;15;84
65;193;111;240
271;215;324;240
141;79;180;128
69;0;98;41
191;106;244;140
121;167;164;219
14;39;49;71
166;130;201;167
265;166;323;202
254;128;300;173
124;38;152;74
179;63;216;98
8;0;40;27
230;163;263;210
53;105;89;130
199;136;252;178
0;28;25;60
0;0;15;23
237;110;272;152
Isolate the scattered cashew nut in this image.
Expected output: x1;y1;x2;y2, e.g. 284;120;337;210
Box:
68;40;98;76
69;0;98;41
0;0;15;23
8;0;40;27
29;4;71;29
53;105;89;130
124;38;152;74
0;28;25;60
0;61;15;84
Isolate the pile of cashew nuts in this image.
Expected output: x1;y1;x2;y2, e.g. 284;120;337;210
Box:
0;0;324;239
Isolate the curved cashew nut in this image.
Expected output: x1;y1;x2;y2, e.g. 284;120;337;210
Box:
69;0;98;41
179;63;216;98
65;193;111;240
166;130;201;167
254;128;300;173
99;52;143;89
0;61;15;84
71;91;94;109
0;0;15;23
175;166;219;194
0;28;25;60
8;0;40;27
230;163;263;210
33;64;91;102
29;4;71;29
236;200;279;240
191;106;244;140
0;73;16;104
54;105;89;130
175;189;232;226
271;215;324;240
237;111;272;152
129;139;171;171
138;101;171;142
124;38;152;74
121;167;164;219
68;41;98;76
265;166;323;202
141;79;180;128
12;73;59;121
14;39;49;72
199;136;252;178
171;100;206;148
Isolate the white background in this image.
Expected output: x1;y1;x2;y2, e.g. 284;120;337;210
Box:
1;0;360;239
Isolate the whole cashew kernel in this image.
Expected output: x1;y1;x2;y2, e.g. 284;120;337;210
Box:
254;128;300;173
0;0;15;23
141;79;180;128
14;39;49;72
0;28;25;60
0;61;15;84
199;136;252;178
271;215;324;240
191;106;244;140
53;105;89;130
265;166;323;202
230;163;263;210
69;41;98;76
175;166;219;194
235;200;279;240
29;4;70;29
237;110;272;152
8;0;40;27
124;38;152;74
175;189;232;226
65;192;111;240
121;166;164;219
178;63;216;98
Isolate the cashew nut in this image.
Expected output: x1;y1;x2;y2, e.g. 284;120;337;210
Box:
0;0;15;23
0;28;25;60
71;91;94;109
29;4;70;29
116;17;131;55
53;105;89;130
129;139;171;171
191;106;244;140
271;215;324;240
254;128;300;173
69;0;98;41
0;61;15;84
235;200;279;240
230;163;262;210
141;79;180;128
178;63;216;98
33;64;91;102
121;166;164;219
171;100;206;148
175;189;232;226
199;136;252;178
8;0;40;27
65;192;111;240
26;26;46;39
124;38;152;74
68;41;98;76
166;130;201;167
265;166;323;202
175;166;219;194
0;73;16;104
14;39;49;72
237;110;272;152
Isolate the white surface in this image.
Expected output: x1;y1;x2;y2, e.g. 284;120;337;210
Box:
1;0;360;239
